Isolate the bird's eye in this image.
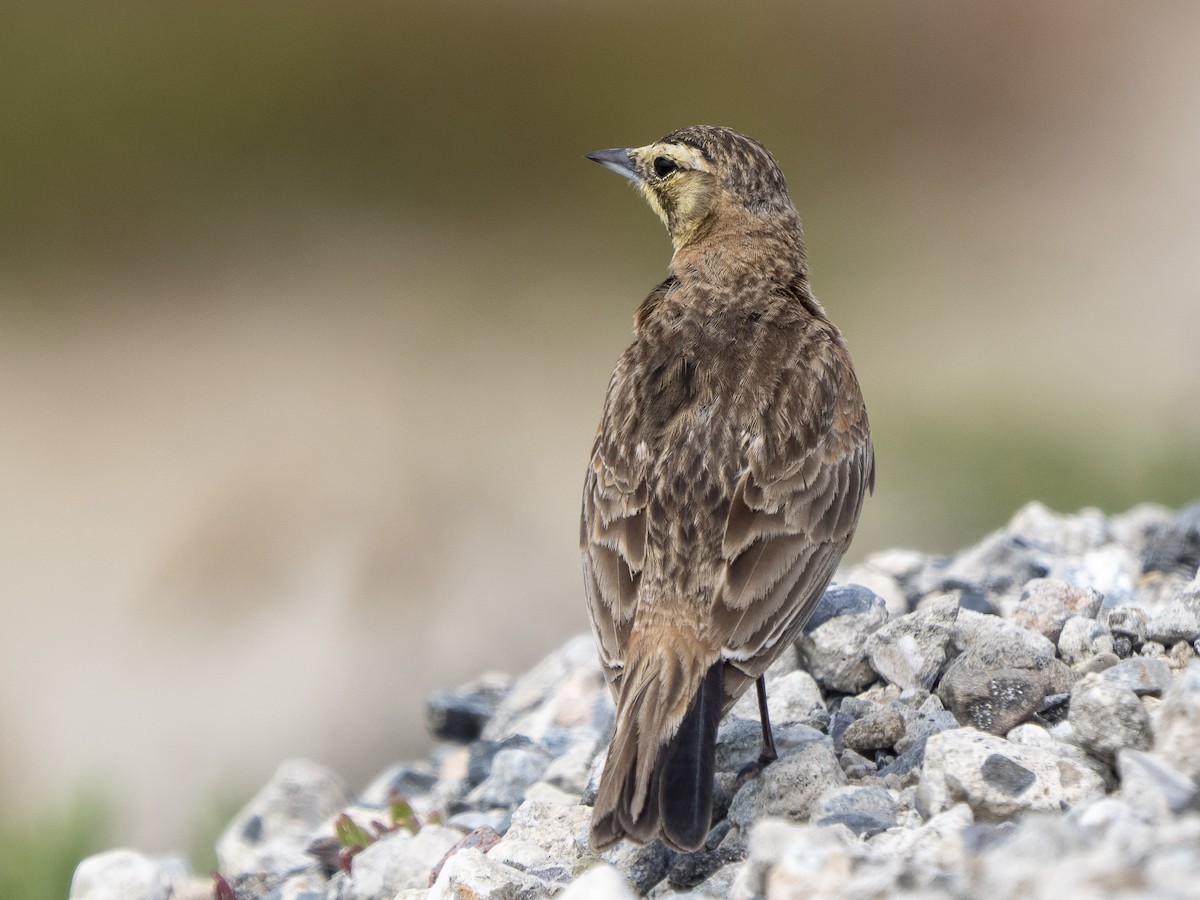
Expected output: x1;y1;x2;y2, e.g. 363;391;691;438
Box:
653;156;679;178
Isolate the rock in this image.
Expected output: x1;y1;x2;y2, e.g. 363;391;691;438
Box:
482;634;611;746
1116;749;1199;821
358;764;438;808
1098;656;1173;696
70;503;1200;899
797;586;888;693
344;824;461;897
918;727;1104;820
1146;590;1200;645
70;850;189;900
1153;661;1200;781
1139;520;1200;577
1103;606;1148;657
426;847;551;900
557;864;637;900
216;758;351;877
486;799;592;880
730;818;853;900
1057;615;1113;665
937;664;1047;736
715;718;827;779
811;785;898;837
839;550;926;618
727;669;825;727
948;609;1057;671
465;745;552;808
601;839;674;896
425;672;513;744
1008;502;1110;556
840;705;905;753
1011;578;1103;642
727;740;846;832
1047;546;1140;611
865;594;958;690
1068;675;1151;761
660;843;746;893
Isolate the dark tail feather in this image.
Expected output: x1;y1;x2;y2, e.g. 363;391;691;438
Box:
591;661;724;853
658;661;723;851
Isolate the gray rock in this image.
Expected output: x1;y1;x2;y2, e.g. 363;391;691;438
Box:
70;850;189;900
727;740;846;832
465;746;552;808
1098;656;1173;696
1116;748;1199;821
659;843;746;893
937;663;1047;736
726;669;825;727
358;763;438;808
949;609;1057;671
917;523;1051;599
1139;519;1200;576
812;785;898;836
797;589;888;693
1057;615;1113;666
715;718;827;778
840;550;927;618
730;818;854;899
216;758;351;877
601;838;674;896
1008;502;1110;556
878;697;959;778
1068;674;1151;761
1147;590;1200;645
1103;606;1148;656
804;583;887;632
425;847;551;900
425;672;513;744
344;824;461;898
865;594;959;690
1153;661;1200;781
918;727;1104;820
482;634;610;746
1012;578;1103;642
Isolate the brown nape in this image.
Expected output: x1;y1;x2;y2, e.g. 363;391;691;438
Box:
582;125;874;853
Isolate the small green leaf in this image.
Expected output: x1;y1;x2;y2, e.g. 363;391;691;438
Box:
334;814;375;850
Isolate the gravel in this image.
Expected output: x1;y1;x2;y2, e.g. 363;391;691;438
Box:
72;502;1200;899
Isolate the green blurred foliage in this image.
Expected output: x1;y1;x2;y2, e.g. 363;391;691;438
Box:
0;793;108;900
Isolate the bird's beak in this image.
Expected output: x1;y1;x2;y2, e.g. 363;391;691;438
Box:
586;148;641;183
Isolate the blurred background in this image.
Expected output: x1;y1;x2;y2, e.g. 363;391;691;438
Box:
3;0;1199;892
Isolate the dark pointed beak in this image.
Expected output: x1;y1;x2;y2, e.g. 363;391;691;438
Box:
586;148;641;183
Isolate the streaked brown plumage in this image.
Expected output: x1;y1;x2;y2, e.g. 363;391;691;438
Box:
581;125;874;852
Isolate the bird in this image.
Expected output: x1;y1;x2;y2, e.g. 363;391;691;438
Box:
580;125;874;853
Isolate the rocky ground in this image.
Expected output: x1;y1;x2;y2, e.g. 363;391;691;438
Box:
71;501;1200;899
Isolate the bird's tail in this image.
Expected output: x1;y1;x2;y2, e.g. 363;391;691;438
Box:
590;653;723;853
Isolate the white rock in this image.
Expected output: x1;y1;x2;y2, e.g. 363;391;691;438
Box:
427;847;551;900
557;864;636;900
70;849;189;900
919;727;1104;820
346;824;461;897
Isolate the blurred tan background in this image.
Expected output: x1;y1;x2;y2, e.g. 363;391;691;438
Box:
2;0;1198;855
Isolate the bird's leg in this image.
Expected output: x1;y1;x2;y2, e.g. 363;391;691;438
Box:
756;675;778;767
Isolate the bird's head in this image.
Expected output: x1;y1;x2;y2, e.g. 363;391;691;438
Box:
586;125;798;251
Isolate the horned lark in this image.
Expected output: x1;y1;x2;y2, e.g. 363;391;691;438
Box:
581;125;874;852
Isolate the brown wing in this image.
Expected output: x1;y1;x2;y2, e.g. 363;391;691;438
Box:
581;365;648;696
713;328;874;704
